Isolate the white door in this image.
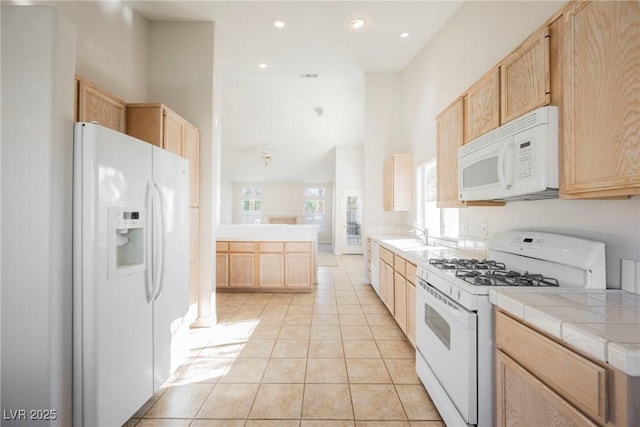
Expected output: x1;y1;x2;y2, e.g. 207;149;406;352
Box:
151;146;190;390
341;191;364;254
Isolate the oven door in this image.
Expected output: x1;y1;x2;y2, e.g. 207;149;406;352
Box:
416;279;478;424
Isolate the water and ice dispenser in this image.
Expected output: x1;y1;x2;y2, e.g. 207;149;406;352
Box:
108;208;146;279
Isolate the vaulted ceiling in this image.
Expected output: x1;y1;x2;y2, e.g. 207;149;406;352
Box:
130;1;463;183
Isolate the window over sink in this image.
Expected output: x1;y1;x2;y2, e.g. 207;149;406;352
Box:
417;161;459;240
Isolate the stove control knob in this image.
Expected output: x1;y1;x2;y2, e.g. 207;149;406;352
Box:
448;286;453;295
456;290;461;300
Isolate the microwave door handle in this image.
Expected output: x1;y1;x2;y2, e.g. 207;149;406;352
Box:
497;142;512;190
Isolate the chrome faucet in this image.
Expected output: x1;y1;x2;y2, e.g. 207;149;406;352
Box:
410;225;429;246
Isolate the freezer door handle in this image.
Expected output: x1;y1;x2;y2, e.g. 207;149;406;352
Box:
145;181;155;304
152;182;166;302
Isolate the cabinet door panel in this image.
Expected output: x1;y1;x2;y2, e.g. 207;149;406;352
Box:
259;254;284;287
384;263;395;313
436;98;466;207
563;1;640;197
163;110;183;156
285;253;311;288
496;350;598;427
501;27;550;124
496;310;607;422
78;81;126;132
216;254;228;287
464;67;500;143
394;275;407;333
229;254;255;287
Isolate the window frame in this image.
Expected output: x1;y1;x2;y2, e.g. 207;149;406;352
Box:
240;187;263;224
416;160;459;241
303;187;326;231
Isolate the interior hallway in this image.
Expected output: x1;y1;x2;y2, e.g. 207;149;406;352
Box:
125;253;444;426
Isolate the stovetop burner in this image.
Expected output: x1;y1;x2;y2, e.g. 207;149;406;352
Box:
429;258;505;271
430;258;560;288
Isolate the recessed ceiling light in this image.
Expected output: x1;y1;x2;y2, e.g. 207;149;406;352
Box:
272;20;285;28
400;32;410;38
350;18;366;29
257;63;269;69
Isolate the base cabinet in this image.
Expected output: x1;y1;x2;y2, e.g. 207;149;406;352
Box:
229;253;256;288
495;309;640;427
394;274;407;333
216;240;314;291
496;350;597;427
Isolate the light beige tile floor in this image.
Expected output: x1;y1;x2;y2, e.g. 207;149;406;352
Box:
126;254;443;427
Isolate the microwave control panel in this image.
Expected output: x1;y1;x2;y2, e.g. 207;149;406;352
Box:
517;139;533;180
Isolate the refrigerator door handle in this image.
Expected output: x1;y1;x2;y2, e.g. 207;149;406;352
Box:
145;180;155;304
152;182;166;302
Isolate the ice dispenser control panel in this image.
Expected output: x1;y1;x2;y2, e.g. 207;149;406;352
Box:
108;208;146;279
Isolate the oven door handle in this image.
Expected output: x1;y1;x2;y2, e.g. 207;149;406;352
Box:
423;286;476;329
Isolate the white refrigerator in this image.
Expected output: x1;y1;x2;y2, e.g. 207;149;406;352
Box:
73;123;190;427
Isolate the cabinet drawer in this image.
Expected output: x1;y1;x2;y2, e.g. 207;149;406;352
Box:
495;310;607;423
229;241;256;253
405;262;417;284
259;242;284;253
216;241;229;252
285;242;311;253
380;247;394;265
394;255;406;277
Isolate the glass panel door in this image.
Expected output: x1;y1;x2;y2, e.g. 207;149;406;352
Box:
341;191;363;254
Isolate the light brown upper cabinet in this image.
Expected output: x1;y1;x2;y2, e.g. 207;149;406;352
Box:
500;26;551;124
561;0;640;198
383;154;413;211
436;99;504;207
76;76;126;132
463;67;500;143
436;99;466;208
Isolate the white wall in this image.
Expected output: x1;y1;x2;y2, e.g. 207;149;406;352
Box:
334;146;364;254
148;21;216;326
45;1;149;101
363;72;410;235
232;182;333;243
1;7;75;425
219;172;234;225
401;0;640;288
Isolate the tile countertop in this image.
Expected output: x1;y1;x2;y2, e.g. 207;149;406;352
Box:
368;233;483;267
489;288;640;377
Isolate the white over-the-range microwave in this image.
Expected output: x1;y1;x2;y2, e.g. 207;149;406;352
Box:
458;106;559;201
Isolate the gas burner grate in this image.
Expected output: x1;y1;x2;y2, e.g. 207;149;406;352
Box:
429;258;506;271
461;270;560;287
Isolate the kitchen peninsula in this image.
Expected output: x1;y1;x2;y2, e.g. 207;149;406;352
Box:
216;224;318;292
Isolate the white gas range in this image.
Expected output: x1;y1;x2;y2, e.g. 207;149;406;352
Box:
414;230;607;427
